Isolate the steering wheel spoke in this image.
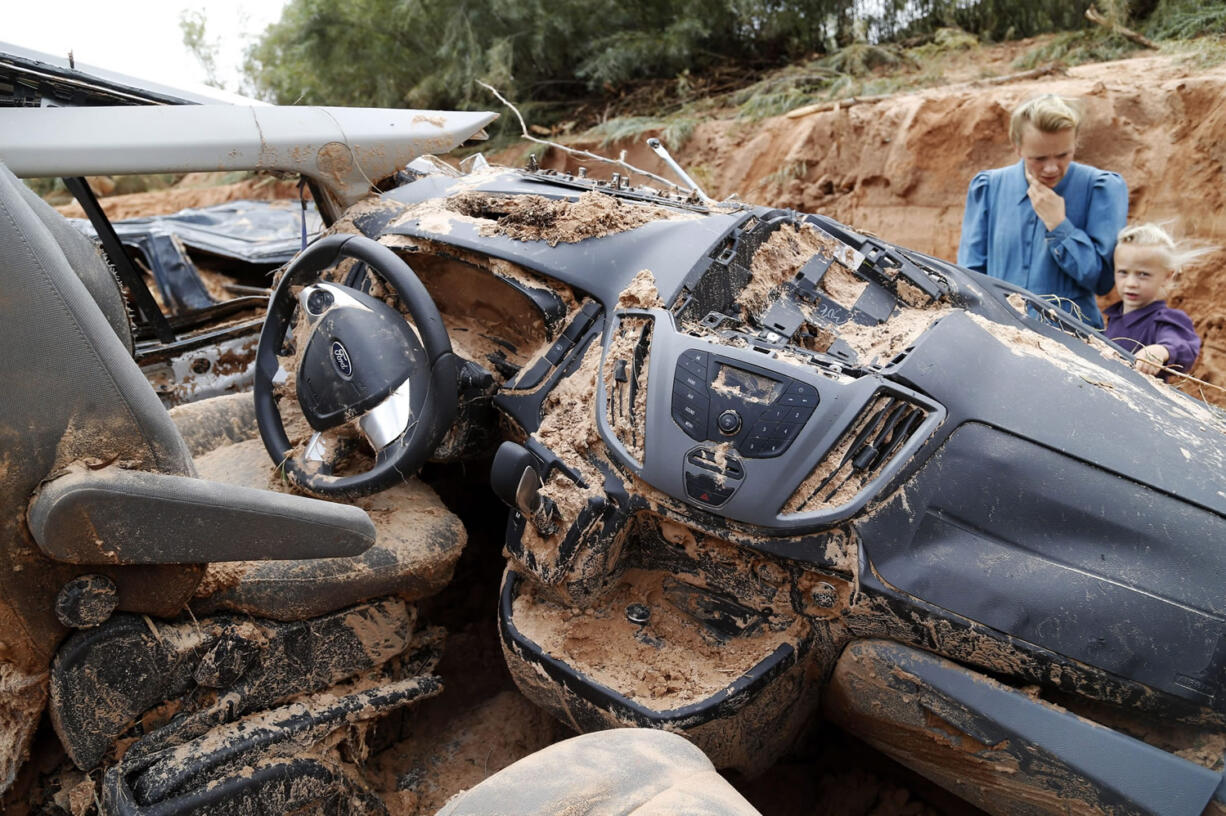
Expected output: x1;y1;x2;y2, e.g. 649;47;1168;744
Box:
357;378;415;452
253;235;458;498
303;429;362;476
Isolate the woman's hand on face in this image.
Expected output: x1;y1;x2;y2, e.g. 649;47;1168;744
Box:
1025;168;1067;231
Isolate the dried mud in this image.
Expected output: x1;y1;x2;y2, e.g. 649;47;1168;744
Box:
389;251;546;371
445;190;692;246
373;691;561;815
823;644;1113;816
966;311;1226;464
784;394;915;514
0;664;47;793
738;222;829;317
511;568;800;711
167;391;259;457
837;305;954;368
603;315;653;465
193;437;466;611
734;220;951;368
55;174;304;222
532;341;607;531
618;268;664;310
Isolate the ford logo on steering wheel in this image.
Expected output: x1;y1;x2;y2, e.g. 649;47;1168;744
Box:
330;340;354;379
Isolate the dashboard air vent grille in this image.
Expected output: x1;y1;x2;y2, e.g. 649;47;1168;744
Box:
604;315;654;465
783;393;927;514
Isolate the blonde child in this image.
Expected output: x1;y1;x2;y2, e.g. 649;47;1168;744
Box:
1103;223;1202;380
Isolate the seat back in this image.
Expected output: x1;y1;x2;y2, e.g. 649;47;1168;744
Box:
0;163;203;675
11;175;134;353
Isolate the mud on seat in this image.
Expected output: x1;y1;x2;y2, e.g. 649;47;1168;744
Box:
173;391;467;620
0;160;465;810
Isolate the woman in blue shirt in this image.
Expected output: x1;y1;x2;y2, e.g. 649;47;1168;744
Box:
957;94;1128;329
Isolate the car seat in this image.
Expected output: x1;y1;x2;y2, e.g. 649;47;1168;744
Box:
0;162;465;812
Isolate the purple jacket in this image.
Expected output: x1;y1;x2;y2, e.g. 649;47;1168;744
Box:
1103;300;1201;379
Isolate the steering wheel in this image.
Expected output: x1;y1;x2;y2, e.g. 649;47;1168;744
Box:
254;234;458;498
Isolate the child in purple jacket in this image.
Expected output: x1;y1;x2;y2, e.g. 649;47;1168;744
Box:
1103;223;1202;380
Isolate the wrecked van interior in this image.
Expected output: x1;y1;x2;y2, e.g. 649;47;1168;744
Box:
1;88;1225;815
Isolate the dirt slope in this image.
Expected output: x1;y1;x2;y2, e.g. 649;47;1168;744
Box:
541;52;1226;404
56;173;304;221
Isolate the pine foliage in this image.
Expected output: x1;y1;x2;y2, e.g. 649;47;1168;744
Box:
243;0;1219;118
1145;0;1226;39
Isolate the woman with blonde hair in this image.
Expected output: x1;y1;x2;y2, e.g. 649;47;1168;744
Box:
958;93;1128;329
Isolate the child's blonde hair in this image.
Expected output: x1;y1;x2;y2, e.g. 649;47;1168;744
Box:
1009;94;1082;146
1117;222;1212;275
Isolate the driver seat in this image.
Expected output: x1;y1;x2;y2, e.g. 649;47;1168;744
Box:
170;391;466;622
0;161;465;800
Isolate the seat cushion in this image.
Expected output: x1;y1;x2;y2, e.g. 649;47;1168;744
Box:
436;729;762;816
168;391;260;457
191;438;465;620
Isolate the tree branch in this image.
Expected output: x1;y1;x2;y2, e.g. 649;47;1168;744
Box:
1086;7;1159;49
785;94;891;119
973;62;1065;86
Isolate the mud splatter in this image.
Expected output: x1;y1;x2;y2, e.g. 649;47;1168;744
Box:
603;316;653;465
617;268;663;310
0;662;48;794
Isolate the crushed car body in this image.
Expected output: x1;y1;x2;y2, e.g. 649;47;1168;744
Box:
1;75;1225;816
69;199;323;405
339;163;1226;813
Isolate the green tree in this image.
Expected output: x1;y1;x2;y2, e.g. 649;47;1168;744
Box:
244;0;840;111
180;9;224;90
243;0;1106;114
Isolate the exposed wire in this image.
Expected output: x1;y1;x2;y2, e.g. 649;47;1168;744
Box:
1034;294;1226;402
477;81;686;193
1038;293;1092;325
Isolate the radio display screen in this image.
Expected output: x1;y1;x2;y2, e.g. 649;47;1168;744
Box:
713;363;783;404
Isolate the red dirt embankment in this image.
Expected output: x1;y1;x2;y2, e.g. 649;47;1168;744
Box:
57;173;303;221
542;54;1226;404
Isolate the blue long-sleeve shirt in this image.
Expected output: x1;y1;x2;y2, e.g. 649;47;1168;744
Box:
957;160;1128;329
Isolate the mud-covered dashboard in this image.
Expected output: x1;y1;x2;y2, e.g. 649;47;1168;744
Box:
370;163;1226;794
381;164;1224;548
373;166;965;535
597;308;945;530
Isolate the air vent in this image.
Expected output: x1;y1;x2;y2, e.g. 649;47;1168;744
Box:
605;315;653;465
783;392;928;514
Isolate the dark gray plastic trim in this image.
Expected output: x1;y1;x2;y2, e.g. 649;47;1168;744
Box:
839;641;1221;816
30;466;375;564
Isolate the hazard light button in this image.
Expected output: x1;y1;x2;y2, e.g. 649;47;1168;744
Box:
682;446;745;507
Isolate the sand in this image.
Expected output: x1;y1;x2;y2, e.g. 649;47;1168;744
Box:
444;190;691;246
